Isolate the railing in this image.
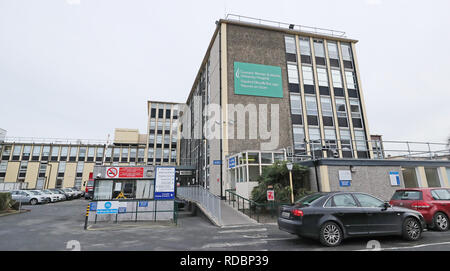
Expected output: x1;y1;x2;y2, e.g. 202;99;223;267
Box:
293;139;450;161
225;14;347;38
84;198;178;229
177;185;221;225
0;182;29;191
3;136;109;145
224;189;291;223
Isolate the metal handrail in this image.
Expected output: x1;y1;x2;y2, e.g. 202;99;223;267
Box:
225;14;347;38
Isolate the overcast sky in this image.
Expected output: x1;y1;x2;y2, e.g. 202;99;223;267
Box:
1;0;449;143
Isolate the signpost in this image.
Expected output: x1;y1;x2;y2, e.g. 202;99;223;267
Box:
154;167;176;200
286;162;294;204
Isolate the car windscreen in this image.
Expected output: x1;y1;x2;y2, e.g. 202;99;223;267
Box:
391;190;422;200
294;193;325;206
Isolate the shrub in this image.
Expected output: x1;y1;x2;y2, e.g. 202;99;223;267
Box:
251;161;312;204
0;192;12;211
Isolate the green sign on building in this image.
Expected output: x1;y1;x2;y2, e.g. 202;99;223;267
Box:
234;62;283;98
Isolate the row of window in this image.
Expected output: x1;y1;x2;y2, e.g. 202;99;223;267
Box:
285;35;368;158
0;144;149;162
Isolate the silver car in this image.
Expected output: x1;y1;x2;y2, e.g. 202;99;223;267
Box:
10;190;49;205
32;190;59;202
42;189;64;201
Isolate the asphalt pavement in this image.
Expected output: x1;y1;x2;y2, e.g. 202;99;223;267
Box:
0;199;450;251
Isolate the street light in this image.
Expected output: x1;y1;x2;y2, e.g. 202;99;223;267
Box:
286;162;294;204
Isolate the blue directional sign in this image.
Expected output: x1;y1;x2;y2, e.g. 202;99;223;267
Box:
229;157;236;169
213;160;222;165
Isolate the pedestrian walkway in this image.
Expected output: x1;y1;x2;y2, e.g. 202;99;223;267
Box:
220;200;258;227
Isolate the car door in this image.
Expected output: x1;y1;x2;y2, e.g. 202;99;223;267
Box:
430;189;450;217
327;193;368;236
354;193;402;235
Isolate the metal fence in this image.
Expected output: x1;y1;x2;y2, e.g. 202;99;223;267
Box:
224;189;290;223
0;182;28;191
84;199;178;229
177;185;221;225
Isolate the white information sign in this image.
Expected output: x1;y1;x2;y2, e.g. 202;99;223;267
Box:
154;167;176;200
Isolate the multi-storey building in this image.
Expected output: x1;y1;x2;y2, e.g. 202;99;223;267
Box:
0;101;184;190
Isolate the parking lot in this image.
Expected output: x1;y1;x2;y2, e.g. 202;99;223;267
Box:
0;199;450;251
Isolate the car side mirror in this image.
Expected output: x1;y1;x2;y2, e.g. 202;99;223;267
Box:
382;202;391;210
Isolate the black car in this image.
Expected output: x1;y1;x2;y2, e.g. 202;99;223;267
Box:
278;192;426;247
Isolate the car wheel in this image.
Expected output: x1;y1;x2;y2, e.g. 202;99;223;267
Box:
433;212;449;231
402;217;422;241
30;198;38;205
319;222;343;247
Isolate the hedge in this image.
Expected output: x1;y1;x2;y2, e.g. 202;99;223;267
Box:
0;192;12;211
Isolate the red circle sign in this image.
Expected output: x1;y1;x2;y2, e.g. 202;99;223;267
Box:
107;167;118;178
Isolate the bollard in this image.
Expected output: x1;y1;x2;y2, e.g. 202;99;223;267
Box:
84;204;90;230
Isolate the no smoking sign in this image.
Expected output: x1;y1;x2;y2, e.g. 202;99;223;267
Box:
106;167;118;178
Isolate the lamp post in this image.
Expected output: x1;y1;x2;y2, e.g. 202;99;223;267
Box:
286;162;294;204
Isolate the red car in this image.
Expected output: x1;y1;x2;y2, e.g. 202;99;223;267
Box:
390;188;450;231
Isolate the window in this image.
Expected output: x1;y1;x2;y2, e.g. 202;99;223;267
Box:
69;147;78;160
0;161;7;173
302;66;314;85
88;147;95;158
58;162;66;173
299;37;311;55
121;148;129;162
331;194;357;207
23;145;31;158
78;147;86;160
345;71;357;90
425;168;441;188
60;146;68;159
287;63;299;84
392;190;422;200
76;162;84;173
284;36;297;54
130;148;137;161
350;99;363;128
305;96;318;116
331;69;343;89
324;129;337;150
42;146;50;157
431;189;450;200
290;93;302;115
335;98;349;127
293;125;305;150
341;43;353;61
51;146;60;157
340;129;353;157
313;40;325;58
12;145;22;159
317;67;329;87
32;146;41;160
327;41;339;59
354;194;384;208
354;130;368;151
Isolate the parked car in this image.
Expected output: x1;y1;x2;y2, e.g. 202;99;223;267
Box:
71;187;85;197
30;190;57;203
10;190;49;205
42;189;65;201
390;188;450;231
62;188;77;199
84;179;95;200
70;187;84;198
278;192;426;247
51;188;71;200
